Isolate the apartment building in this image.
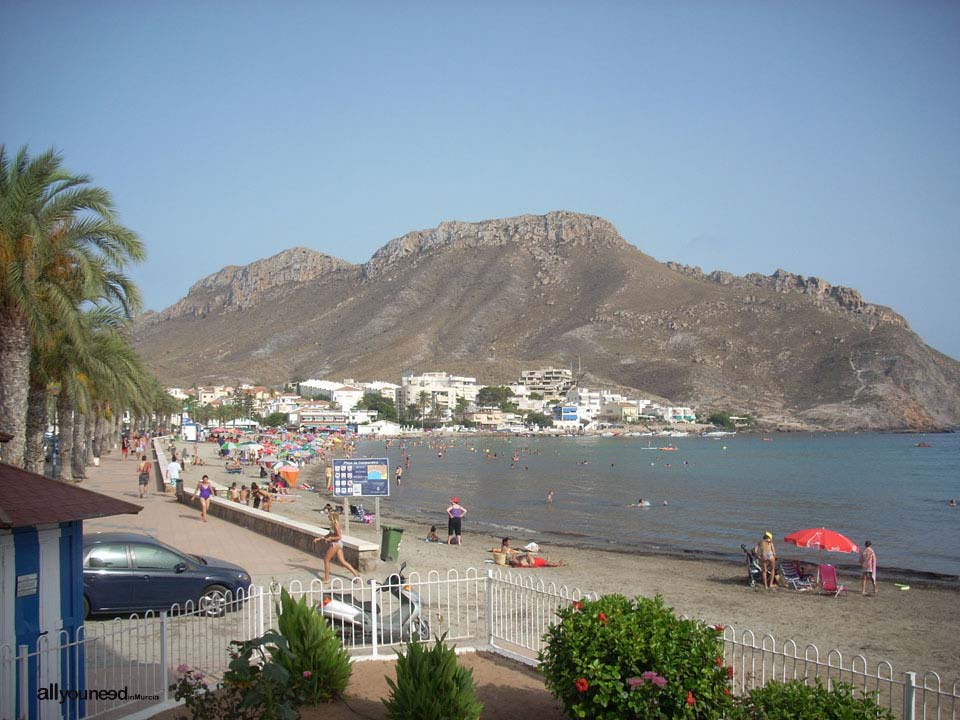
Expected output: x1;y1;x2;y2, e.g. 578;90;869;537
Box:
518;368;573;397
398;372;480;413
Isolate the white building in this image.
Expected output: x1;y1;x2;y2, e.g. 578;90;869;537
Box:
565;387;627;422
332;385;364;412
398;372;480;415
355;420;402;437
361;381;401;404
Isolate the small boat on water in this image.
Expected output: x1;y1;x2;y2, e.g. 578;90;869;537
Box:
659;445;678;451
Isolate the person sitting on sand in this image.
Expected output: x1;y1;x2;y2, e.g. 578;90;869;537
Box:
191;453;205;466
226;458;241;471
425;525;440;542
491;537;519;556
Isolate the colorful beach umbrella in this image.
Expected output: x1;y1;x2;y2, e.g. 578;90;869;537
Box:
783;528;859;554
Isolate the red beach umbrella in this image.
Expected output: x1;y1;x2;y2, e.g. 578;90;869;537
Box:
783;528;859;554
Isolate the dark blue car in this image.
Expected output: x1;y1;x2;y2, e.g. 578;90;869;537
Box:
83;532;252;618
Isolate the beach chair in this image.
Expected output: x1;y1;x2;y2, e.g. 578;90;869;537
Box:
778;560;814;591
817;563;847;597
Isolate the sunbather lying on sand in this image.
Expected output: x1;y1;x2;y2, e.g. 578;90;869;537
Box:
509;553;564;568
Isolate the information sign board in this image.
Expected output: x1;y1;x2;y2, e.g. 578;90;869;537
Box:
332;458;390;497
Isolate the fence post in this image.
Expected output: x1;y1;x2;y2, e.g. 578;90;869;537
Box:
369;579;379;658
257;587;265;637
486;569;495;648
903;671;917;720
160;611;169;703
17;644;28;720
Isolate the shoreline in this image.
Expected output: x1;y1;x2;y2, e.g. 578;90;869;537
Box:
185;439;959;680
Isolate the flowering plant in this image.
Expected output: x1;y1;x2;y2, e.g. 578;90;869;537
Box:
539;595;734;719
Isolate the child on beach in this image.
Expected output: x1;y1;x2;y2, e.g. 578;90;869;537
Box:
425;525;440;542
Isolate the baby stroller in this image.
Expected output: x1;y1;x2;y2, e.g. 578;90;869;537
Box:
740;543;762;587
350;503;376;525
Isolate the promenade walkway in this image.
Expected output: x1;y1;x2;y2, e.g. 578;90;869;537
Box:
83;452;323;586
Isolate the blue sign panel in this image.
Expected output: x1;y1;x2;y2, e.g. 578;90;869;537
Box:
332;458;390;497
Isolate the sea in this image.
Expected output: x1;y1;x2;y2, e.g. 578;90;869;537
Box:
340;432;960;581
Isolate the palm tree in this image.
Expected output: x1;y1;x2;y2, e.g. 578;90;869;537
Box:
0;145;144;467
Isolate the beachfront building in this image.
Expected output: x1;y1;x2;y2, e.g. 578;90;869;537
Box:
359;381;400;404
355;419;402;436
294;403;349;429
347;408;378;425
398;372;480;414
263;393;302;416
550;404;581;430
565;387;628;422
465;408;524;428
519;367;573;398
600;402;640;423
663;406;697;423
195;385;234;406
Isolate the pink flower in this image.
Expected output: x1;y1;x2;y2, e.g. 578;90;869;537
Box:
177;663;190;674
626;677;643;688
641;671;659;681
651;675;667;688
302;670;313;678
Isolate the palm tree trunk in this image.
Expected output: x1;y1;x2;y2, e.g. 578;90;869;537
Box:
0;306;31;468
56;392;74;482
86;413;96;465
92;412;103;458
72;413;86;480
25;376;49;475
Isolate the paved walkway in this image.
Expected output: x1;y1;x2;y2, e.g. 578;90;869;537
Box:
83;452;324;586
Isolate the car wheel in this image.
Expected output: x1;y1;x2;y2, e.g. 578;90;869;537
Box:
83;596;90;620
199;584;229;617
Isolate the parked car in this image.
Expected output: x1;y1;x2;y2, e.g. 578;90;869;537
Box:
82;532;252;618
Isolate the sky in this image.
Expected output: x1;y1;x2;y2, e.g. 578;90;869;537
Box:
3;1;959;359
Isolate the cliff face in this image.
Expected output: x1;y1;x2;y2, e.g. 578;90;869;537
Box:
133;211;960;432
149;247;356;322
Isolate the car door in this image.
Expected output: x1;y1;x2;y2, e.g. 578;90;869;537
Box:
129;543;202;611
83;544;136;612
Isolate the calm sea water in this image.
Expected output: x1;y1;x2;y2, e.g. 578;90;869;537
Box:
352;433;960;579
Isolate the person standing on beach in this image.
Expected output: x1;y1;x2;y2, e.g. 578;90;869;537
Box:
756;532;777;590
324;464;333;491
447;497;467;545
860;540;878;595
395;465;403;487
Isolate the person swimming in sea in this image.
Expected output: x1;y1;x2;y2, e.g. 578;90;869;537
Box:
628;498;651;507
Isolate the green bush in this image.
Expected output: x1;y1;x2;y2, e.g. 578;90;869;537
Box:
734;680;895;720
272;588;352;704
539;595;734;719
382;634;483;720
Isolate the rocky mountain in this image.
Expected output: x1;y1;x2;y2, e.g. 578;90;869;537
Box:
133;211;960;431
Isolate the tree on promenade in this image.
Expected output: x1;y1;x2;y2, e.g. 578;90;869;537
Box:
0;145;145;467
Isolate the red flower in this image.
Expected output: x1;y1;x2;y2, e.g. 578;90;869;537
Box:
597;612;608;624
573;601;583;611
686;691;695;706
575;678;589;693
724;687;731;695
713;624;726;633
716;655;723;667
727;665;734;679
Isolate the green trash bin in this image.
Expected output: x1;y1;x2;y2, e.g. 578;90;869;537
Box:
380;526;404;563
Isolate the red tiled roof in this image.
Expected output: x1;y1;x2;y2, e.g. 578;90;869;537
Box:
0;463;142;529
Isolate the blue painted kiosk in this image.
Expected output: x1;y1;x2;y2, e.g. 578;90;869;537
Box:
0;462;141;720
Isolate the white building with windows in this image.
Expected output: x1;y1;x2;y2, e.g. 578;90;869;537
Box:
332;385;364;412
399;372;480;414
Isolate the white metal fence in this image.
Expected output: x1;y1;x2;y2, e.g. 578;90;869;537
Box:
2;569;956;720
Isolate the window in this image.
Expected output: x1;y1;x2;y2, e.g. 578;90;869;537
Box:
85;544;129;569
131;544;186;570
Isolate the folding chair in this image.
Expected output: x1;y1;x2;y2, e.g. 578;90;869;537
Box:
817;563;847;597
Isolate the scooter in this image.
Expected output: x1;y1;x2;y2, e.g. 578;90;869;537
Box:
318;562;430;645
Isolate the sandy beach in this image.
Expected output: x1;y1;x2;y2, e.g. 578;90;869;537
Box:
183;438;959;683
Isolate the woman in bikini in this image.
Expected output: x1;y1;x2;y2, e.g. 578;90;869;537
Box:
190;474;216;522
313;511;361;583
756;531;777;590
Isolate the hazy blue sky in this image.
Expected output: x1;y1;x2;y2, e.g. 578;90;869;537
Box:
3;2;958;358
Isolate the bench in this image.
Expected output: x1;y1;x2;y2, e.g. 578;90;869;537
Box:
180;480;379;572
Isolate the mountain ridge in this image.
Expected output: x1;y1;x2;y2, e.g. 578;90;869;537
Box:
133;211;960;431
